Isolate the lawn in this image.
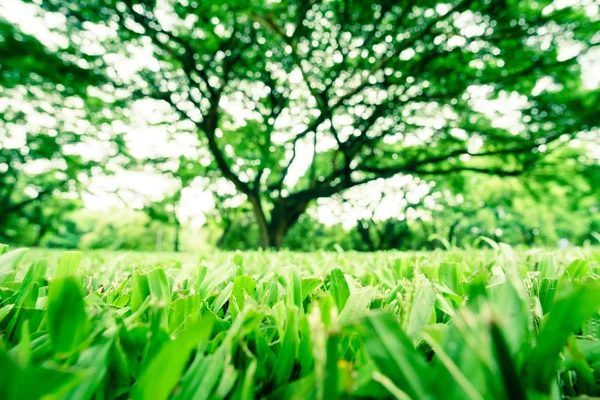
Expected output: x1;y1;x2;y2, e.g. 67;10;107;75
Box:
1;245;599;399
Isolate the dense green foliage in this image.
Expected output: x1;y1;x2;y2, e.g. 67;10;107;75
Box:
17;174;597;252
20;178;600;251
1;245;599;399
7;0;598;248
0;16;128;245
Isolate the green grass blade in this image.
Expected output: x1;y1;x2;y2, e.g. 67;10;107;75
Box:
273;305;300;386
423;332;484;400
0;248;28;276
232;275;257;313
47;277;89;355
134;315;215;400
362;312;432;400
55;251;82;279
489;321;526;400
329;268;350;312
524;281;600;393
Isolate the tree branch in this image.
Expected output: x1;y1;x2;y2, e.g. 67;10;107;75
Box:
6;185;61;213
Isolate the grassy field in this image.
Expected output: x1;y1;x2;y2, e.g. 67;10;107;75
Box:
1;245;600;399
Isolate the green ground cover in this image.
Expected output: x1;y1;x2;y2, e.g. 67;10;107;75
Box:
1;245;599;399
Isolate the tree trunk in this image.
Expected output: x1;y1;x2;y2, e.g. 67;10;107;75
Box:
448;219;461;247
356;220;376;251
268;222;288;250
258;212;290;250
518;224;535;246
251;197;308;250
380;220;398;250
156;223;163;252
34;224;48;247
216;218;232;248
249;195;271;249
174;220;180;252
254;218;286;249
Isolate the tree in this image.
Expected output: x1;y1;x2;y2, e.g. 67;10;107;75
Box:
20;197;81;247
77;209;168;251
421;154;600;249
0;17;126;241
194;176;260;250
23;0;600;248
326;146;600;251
143;189;183;251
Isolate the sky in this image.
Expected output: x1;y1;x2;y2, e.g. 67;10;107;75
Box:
2;0;599;228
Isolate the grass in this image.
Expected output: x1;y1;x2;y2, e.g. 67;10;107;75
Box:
1;244;599;399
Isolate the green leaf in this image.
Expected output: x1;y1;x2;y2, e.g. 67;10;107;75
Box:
286;268;302;309
577;337;600;362
12;320;31;368
233;359;257;400
539;278;558;314
134;315;215;400
0;304;15;324
329;268;350;312
563;336;596;394
67;339;113;400
130;270;150;312
439;262;459;293
176;353;223;400
297;315;313;376
406;277;436;340
301;277;322;301
564;259;589;279
0;248;28;276
55;251;82;279
338;287;376;325
233;253;244;268
170;294;202;334
147;268;171;308
232;275;256;313
131;268;171;314
537;253;558;280
524;281;600;393
489;320;526;400
47;277;89;355
263;275;280;307
362;312;432;400
266;374;315;400
0;348;83;400
6;259;47;337
423;331;484;400
273;305;300;386
488;277;528;353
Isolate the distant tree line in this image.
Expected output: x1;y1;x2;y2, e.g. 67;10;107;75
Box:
5;174;598;252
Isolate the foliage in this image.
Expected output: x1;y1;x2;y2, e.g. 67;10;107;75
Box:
283;215;358;251
143;189;184;251
0;197;82;247
18;0;600;247
0;245;600;398
0;17;128;243
206;173;600;251
76;209;162;251
10;170;598;251
416;174;600;249
75;208;205;252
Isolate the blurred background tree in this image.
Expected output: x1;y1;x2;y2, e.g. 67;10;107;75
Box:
1;0;599;251
0;16;129;244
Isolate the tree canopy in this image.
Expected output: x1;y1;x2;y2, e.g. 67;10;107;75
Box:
9;0;600;247
0;16;128;242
